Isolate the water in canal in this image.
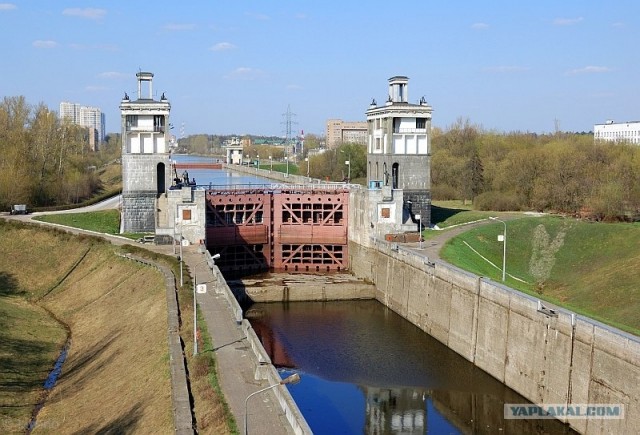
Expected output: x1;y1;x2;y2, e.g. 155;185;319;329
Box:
247;300;575;435
170;154;272;186
178;156;575;433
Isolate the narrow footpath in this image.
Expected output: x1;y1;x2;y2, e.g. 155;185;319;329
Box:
179;247;295;435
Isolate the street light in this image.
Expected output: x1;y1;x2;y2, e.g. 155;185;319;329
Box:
175;218;183;286
192;254;219;356
285;156;289;177
256;155;260;173
244;373;301;435
415;214;422;250
269;155;272;172
305;157;310;179
489;216;507;282
341;149;351;182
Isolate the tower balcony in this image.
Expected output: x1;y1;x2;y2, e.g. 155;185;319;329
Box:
394;128;427;134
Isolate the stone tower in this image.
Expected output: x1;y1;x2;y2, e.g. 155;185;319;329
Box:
119;72;172;233
365;76;432;228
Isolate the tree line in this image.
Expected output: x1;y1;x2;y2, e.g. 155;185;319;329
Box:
0;96;120;211
4;94;637;220
432;119;640;220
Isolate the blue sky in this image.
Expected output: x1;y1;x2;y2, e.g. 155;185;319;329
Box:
1;1;639;137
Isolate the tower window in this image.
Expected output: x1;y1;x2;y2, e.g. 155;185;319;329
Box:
126;115;138;128
416;118;426;129
154;115;165;132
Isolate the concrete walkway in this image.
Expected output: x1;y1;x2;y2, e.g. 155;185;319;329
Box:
182;247;294;435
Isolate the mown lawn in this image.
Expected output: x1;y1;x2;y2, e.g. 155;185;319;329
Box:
440;215;640;335
33;210;121;234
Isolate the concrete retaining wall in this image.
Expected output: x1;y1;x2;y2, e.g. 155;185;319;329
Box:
349;239;639;434
118;253;194;435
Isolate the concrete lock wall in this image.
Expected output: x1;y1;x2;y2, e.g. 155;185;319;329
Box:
349;240;639;434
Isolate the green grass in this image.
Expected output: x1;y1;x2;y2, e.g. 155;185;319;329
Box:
430;201;493;228
259;163;300;175
441;215;640;335
0;297;67;422
33;210;121;235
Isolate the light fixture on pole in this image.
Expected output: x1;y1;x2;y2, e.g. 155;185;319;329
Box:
489;216;507;282
175;218;183;286
245;154;249;166
285;156;289;177
269;155;272;172
340;149;351;181
244;373;301;435
256;155;260;173
192;262;203;357
192;255;217;356
415;214;422;250
305;157;310;179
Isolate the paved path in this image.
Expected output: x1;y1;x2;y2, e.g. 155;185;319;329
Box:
183;247;293;435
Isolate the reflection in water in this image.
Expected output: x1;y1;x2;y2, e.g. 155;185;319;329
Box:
249;300;575;435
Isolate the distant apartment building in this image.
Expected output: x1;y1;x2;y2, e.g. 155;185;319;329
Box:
59;101;106;150
594;120;640;145
326;119;367;148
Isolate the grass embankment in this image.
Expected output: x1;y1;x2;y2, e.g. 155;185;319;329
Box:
0;218;236;434
0;221;172;433
33;210;121;235
438;214;640;336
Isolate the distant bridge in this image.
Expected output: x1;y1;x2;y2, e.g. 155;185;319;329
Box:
204;184;349;276
173;162;223;170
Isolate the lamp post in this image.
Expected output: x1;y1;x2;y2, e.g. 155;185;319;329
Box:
256;155;260;173
285;156;289;177
175;218;183;286
193;268;197;356
245;154;249;166
415;214;422;250
244;373;301;435
305;157;310;179
269;155;272;172
489;217;507;282
341;149;351;182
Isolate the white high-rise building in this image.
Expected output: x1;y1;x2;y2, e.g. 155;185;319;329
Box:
59;101;105;147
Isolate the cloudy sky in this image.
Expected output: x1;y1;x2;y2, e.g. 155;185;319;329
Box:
1;1;638;136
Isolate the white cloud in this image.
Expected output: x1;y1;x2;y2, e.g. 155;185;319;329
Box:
63;8;106;20
553;17;583;26
565;66;612;75
471;22;489;30
98;71;129;80
482;65;529;73
210;42;236;52
33;40;58;48
164;23;196;31
0;3;17;11
224;67;264;80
